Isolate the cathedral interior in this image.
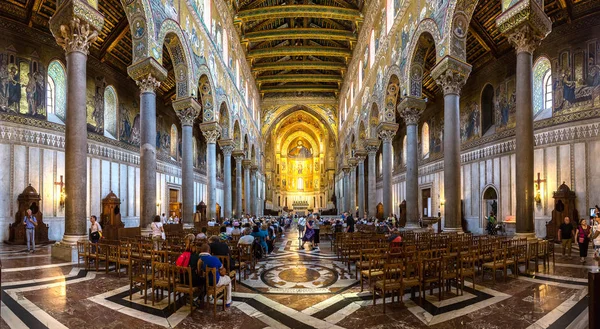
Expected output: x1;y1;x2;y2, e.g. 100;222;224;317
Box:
0;0;600;328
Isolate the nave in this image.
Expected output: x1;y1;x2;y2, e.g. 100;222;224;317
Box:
0;226;593;329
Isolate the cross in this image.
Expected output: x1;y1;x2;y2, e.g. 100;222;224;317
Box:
54;175;65;208
535;172;546;189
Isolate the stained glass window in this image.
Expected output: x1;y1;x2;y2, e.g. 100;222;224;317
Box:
104;86;117;139
47;60;66;122
422;122;430;159
533;57;551;115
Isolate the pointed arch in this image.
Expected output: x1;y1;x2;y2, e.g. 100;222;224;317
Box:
157;20;195;98
197;65;217;122
233;119;242;149
218;100;231;138
407;30;436;98
369;102;380;138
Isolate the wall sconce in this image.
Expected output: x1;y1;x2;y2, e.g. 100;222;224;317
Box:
534;172;546;204
54;175;65;210
440;199;445;206
156;200;162;207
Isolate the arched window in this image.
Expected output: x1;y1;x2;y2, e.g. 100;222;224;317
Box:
104;86;117;139
402;135;407;165
481;84;495;133
422;122;430;159
47;60;66;123
170;124;178;158
533;57;552;118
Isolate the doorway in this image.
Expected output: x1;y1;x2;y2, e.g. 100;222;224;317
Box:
421;188;431;217
481;185;499;229
169;188;181;219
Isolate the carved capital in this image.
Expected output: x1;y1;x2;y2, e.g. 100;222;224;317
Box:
496;0;551;54
243;159;253;169
49;0;104;55
219;139;235;156
136;74;161;94
431;56;472;96
354;150;367;163
173;97;202;126
128;57;168;91
341;166;350;174
200;121;221;144
377;122;399;142
363;138;381;155
348;158;358;168
398;95;426;126
232;150;246;161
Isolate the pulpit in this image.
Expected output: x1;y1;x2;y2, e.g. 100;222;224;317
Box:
6;185;51;244
196;201;207;228
399;200;407;227
546;182;578;240
100;191;123;241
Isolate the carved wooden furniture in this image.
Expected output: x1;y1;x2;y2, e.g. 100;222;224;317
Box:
100;191;124;241
399;200;407;227
196;201;207;228
6;184;51;245
546;182;578;240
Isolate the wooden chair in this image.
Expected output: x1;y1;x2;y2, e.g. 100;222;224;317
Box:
96;243;109;272
360;253;385;291
77;241;91;270
107;244;120;275
402;259;423;306
459;252;477;293
216;255;237;291
172;265;200;314
422;257;443;301
237;243;253;280
118;243;132;277
482;248;507;284
373;263;404;314
537;240;549;271
441;254;460;295
130;250;151;303
205;266;227;316
151;261;173;308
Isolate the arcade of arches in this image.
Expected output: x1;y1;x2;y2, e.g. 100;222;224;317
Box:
0;0;598;328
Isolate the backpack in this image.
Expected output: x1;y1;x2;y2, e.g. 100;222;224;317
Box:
176;251;191;267
253;239;263;260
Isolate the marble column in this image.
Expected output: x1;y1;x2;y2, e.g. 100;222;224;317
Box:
348;158;357;215
49;3;104;245
342;166;350;213
250;165;258;216
355;151;367;218
233;151;245;218
497;1;551;237
364;139;380;218
377;122;399;218
173;98;201;224
432;57;471;232
398;96;426;228
243;160;252;215
200;122;221;220
219;140;235;220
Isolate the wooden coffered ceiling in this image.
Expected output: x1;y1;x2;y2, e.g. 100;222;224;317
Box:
233;0;363;98
0;0;176;101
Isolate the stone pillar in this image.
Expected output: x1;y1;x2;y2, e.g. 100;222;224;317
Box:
497;0;551;237
348;158;357;215
342;166;350;213
364;139;380;218
250;165;258;216
355;151;367;218
233;151;245;218
173;98;201;224
398;96;426;228
200;122;221;220
49;1;104;248
243;159;252;215
432;56;471;232
377;122;399;218
219;139;235;220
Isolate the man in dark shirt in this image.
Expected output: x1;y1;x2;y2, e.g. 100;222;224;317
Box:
208;235;231;270
345;212;355;233
558;216;575;258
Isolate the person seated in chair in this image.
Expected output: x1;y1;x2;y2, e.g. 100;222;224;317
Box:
208;235;231;269
198;244;232;307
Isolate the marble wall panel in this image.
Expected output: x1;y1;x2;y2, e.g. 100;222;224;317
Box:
120;163;128;215
463;164;471;217
511;154;516;216
0;144;11;237
534;148;545;218
574;143;587;217
57;151;65;217
500;156;511;220
588;141;600;211
486;159;492;186
101;160;111;200
13;145;26;213
471;161;480;225
493;157;500;186
111;162;119;195
42;149;54;216
90;158;101;217
135;167;140;216
127;166;135;217
86;157;91;217
29;147;40;191
545;146;557;216
559;144;571;187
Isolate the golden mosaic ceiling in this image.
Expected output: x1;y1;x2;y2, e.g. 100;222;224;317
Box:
233;0;363;98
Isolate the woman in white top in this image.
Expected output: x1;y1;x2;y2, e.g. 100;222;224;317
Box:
90;215;102;244
151;215;164;250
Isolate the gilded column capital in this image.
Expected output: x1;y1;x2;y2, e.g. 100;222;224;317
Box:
377;122;399;143
173;97;202;126
49;0;104;55
243;159;253;169
431;56;472;96
200;121;221;144
398;96;426;126
128;57;168;94
219;139;235;156
341;166;350;174
496;0;551;55
250;165;259;173
232;150;246;161
355;150;367;163
348;158;358;169
363;139;381;155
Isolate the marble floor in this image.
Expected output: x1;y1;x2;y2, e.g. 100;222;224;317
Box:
0;231;594;329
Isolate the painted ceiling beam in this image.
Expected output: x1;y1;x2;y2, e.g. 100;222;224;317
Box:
256;74;343;83
243;28;356;42
252;60;347;72
260;85;338;93
247;46;352;59
235;5;363;23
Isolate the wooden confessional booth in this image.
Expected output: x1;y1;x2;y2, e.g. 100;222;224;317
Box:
6;185;51;244
546;182;578;240
99;191;124;241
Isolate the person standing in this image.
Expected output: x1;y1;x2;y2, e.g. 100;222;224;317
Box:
301;216;315;250
591;216;600;266
577;218;592;263
345;212;355;233
23;209;37;253
558;216;575;258
161;213;167;224
298;216;306;238
90;215;102;244
486;212;497;235
151;215;164;250
313;215;321;249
